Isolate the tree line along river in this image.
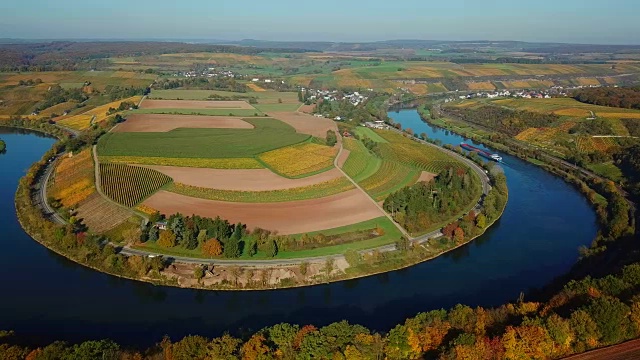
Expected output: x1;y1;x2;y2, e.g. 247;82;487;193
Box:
0;110;597;347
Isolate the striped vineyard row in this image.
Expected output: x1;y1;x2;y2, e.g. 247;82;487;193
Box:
341;138;382;182
359;160;420;201
99;163;172;207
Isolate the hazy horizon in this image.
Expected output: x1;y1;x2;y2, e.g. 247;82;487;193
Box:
1;0;639;45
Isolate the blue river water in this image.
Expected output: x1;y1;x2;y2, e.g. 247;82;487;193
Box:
0;114;597;347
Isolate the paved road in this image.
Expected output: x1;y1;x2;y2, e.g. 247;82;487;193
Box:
562;338;640;360
36;155;67;225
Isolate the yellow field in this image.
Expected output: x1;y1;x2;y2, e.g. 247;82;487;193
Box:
576;136;619;153
57;114;93;130
57;95;143;130
100;156;263;169
50;149;95;208
38;102;75;117
247;83;266;92
135;204;158;216
259;142;337;177
467;81;496;91
576;77;601;86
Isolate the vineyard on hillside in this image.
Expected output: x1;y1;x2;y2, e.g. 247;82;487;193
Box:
341;138;382;182
359;160;420;201
376;131;464;173
167;177;354;203
99;163;172;207
259;142;337;178
50;149;95;208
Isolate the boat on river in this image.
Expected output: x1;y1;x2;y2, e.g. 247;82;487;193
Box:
460;143;502;162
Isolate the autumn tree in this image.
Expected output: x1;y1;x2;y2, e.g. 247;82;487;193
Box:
475;214;487;229
157;230;177;248
241;333;270;360
202;238;223;257
502;324;554;360
453;227;465;245
171;335;208;360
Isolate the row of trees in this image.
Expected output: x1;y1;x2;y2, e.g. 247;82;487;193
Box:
4;262;640;359
574;86;640;109
383;167;481;234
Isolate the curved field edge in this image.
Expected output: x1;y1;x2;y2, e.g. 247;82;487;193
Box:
99;156;264;169
14;124;509;291
165;177;354;203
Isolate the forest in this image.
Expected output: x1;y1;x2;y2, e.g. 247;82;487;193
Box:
574;86;640;109
443;105;559;136
0;42;309;71
383;167;481;234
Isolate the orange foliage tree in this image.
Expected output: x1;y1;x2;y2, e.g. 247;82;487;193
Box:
202;238;223;257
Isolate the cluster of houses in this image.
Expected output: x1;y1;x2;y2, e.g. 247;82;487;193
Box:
443;86;585;103
176;67;238;78
364;120;389;130
300;88;369;106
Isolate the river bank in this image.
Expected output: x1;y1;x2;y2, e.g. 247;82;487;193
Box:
0;119;596;345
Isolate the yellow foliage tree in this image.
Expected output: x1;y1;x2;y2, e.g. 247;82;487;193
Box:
157;230;176;248
202;238;223;257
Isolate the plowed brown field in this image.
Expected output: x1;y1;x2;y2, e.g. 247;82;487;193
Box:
142;189;385;234
563;339;640;360
139;99;254;109
270;112;337;138
142;166;343;191
112;114;253;132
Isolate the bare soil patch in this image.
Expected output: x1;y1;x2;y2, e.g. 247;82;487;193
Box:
298;104;315;113
112;114;253;132
143;166;343;191
76;192;131;233
143;189;385;234
270;111;337;138
417;171;437;183
139;99;254;109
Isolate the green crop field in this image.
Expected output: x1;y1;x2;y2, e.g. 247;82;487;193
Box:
342;138;382;182
132;108;263;117
97;118;309;159
359;160;420;201
166;177;354;203
353;127;388;142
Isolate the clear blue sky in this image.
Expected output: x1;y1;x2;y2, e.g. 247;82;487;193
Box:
1;0;638;44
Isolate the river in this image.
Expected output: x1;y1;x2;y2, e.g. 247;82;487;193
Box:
0;114;597;347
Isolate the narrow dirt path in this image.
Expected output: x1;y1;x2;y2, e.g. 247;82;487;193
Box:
332;136;411;239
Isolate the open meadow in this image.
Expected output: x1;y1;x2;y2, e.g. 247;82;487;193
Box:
98;118;310;159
